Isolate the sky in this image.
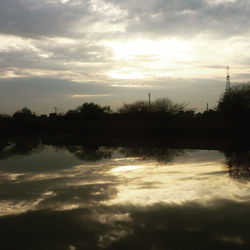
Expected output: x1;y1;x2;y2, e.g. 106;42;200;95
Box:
0;0;250;114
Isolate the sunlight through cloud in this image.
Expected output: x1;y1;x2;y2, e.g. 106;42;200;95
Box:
107;39;193;61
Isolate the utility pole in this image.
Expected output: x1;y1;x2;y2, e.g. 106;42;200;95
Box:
226;66;231;93
148;93;151;105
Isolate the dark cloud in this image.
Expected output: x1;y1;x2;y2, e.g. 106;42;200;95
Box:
107;0;250;38
0;44;113;71
0;78;112;98
0;0;94;38
0;0;249;39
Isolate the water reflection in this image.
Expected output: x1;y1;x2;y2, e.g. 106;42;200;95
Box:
119;147;188;163
2;139;250;184
0;140;250;249
224;150;250;183
0;200;250;250
65;145;113;161
0;136;41;159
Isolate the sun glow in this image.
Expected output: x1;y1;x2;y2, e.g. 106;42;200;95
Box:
108;70;146;80
105;39;194;80
107;39;193;61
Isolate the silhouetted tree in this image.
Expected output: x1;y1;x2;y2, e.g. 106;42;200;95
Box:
11;107;38;132
65;109;81;120
152;98;186;115
102;105;112;114
13;107;35;120
0;114;11;134
65;103;111;120
119;98;187;116
119;101;150;114
218;82;250;117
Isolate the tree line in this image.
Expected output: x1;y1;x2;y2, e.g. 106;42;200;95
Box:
0;82;250;137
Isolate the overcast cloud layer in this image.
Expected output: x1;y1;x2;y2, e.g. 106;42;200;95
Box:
1;0;250;113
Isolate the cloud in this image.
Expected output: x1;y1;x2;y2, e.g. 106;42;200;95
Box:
0;0;249;40
0;0;127;38
0;0;250;113
0;0;92;38
0;35;115;82
106;0;250;38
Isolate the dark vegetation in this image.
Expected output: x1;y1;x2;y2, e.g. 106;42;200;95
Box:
1;83;250;144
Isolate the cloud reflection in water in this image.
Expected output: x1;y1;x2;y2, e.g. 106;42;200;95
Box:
0;144;250;249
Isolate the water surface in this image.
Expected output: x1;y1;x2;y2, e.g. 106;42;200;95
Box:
0;142;250;249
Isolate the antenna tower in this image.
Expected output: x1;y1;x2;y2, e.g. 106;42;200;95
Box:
226;66;230;92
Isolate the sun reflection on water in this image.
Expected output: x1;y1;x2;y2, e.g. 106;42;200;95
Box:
0;147;250;217
105;159;250;206
111;165;144;172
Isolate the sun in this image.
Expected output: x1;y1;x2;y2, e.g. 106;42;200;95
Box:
105;39;194;80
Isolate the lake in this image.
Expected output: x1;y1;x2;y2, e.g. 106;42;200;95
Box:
0;139;250;250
